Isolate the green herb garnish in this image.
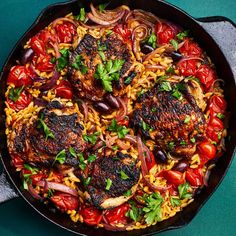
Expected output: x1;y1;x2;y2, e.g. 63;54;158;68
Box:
178;182;192;199
105;178;112;190
72;55;88;75
146;33;157;49
216;113;225;119
78;153;87;170
9;86;24;102
84;177;91;186
159;81;172;92
83;131;100;145
190;137;196;143
87;154;96;163
170;197;181;207
126;203;140;222
69;147;77;158
166;66;175;74
56;49;69;71
75;8;86;22
124;189;132;197
120;170;129;180
98;3;109;12
168;141;175;150
176;30;189;40
170;39;178;51
37;114;55;140
107;119;129;138
112;145;119;151
184;116;191;124
53;149;66;165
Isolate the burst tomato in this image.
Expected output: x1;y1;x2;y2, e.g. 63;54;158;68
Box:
55;22;76;43
207;117;224;142
177;59;197;76
51;193;79;212
7;90;31;111
33;54;55;72
209;95;227;116
55;80;73;99
196;65;216;91
11;155;24;168
162;170;185;186
30;173;47;185
7;65;33;87
113;24;131;43
104;203;129;224
186;168;203;186
179;38;202;57
146;151;156;171
117;119;129;127
79;206;102;226
155;22;178;44
198;141;216;160
38;30;57;45
29;35;46;55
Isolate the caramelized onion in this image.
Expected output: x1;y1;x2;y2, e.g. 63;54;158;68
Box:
177;56;204;66
116;97;128;122
28;184;43;200
137;136;148;176
40;70;59;91
117;139;130;150
145;64;166;70
49;42;60;58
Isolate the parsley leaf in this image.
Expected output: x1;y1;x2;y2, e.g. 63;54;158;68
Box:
120;170;129;180
184;116;191;124
105;178;112;190
37;114;55;140
170;39;178;51
56;49;69;71
126;202;141;222
83;176;91;186
178;182;192;199
124;189;132;197
168;141;175;150
75;8;86;22
143;192;163;225
53;149;66;165
107;119;129;138
172;89;183;100
216;113;225;119
87;154;96;163
69;147;77;158
23;164;38;174
72;55;88;75
170;197;181;207
166;66;175;74
159;81;172;92
78;153;86;170
9;86;24;102
98;3;109;12
146;33;157;49
176;30;189;40
190;137;196;143
83;132;100;145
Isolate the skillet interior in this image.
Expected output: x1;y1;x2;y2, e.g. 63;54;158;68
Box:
0;0;235;235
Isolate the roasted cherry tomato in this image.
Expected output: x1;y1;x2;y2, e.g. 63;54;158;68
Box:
161;170;185;186
113;24;131;43
7;65;33;87
55;80;73;99
30;173;47;185
55;22;76;43
207;117;224;142
155;22;178;44
29;35;46;55
38;30;57;45
146;151;156;171
104;203;129;224
198;140;216;160
209;95;227;116
179;38;202;57
117;119;129;127
7;90;31;111
186;168;203;186
33;54;55;72
50;171;64;183
196;65;216;91
177;59;197;76
11;155;24;169
79;206;102;226
51;193;79;212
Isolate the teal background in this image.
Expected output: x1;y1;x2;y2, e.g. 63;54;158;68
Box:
0;0;235;236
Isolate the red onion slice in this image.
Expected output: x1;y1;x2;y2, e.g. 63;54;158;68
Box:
28;184;43;200
137;136;149;176
52;17;78;28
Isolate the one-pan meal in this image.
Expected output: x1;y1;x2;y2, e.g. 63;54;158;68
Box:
5;3;228;231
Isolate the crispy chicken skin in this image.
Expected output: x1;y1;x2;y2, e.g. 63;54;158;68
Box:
81;152;140;209
8;101;86;166
68;34;134;101
132;82;206;156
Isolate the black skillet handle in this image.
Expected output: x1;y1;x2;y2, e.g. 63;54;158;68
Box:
197;16;236;78
0;170;19;204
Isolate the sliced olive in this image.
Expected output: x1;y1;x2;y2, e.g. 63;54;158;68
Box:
167;51;183;62
141;44;154;54
173;161;189;172
104;94;120;109
154;149;167;164
94;102;112;114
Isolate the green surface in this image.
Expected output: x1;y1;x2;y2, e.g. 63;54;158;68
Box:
0;0;235;236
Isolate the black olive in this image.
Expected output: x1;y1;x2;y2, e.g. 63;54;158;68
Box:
20;48;34;65
94;102;112;114
104;94;120;109
154;150;167;164
141;44;154;54
173;161;189;172
167;51;183;62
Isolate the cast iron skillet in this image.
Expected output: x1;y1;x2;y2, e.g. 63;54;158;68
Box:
0;0;236;235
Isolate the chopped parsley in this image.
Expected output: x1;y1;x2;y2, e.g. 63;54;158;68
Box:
53;149;66;165
184;116;191;124
124;189;132;197
37;113;55;140
170;197;181;207
72;55;88;75
69;147;77;158
218;132;222;140
98;3;109;12
75;8;86;22
170;39;178;51
146;33;157;49
120;170;129;180
87;154;96;163
180;141;186;145
168;141;175;150
56;49;69;71
23;164;38;173
9;86;24;102
98;51;106;61
178;182;192;199
176;30;189;40
126;202;141;222
112;145;119;151
159;81;172;92
143;192;163;225
166;66;175;74
107;119;129;138
94;59;125;92
151;107;157;112
124;76;132;85
78;153;86;170
83;131;100;145
105;178;112;190
84;177;91;186
47;189;54;197
142;120;152;131
190;137;196;143
216;113;225;119
172;89;183;100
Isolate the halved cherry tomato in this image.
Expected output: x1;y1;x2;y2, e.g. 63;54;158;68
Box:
155;22;178;44
209;117;224;130
55;80;73;99
196;65;216;91
113;24;131;43
146;151;156;171
198;140;216;160
161;170;185;186
7;65;33;87
38;30;57;45
30;173;47;185
179;38;202;57
177;59;197;76
29;35;46;55
55;22;76;43
7;90;31;111
206;117;224;142
209;95;227;116
186;168;203;186
117;119;129;127
33;54;55;72
51;193;79;212
79;206;102;226
11;155;24;169
103;203;129;224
